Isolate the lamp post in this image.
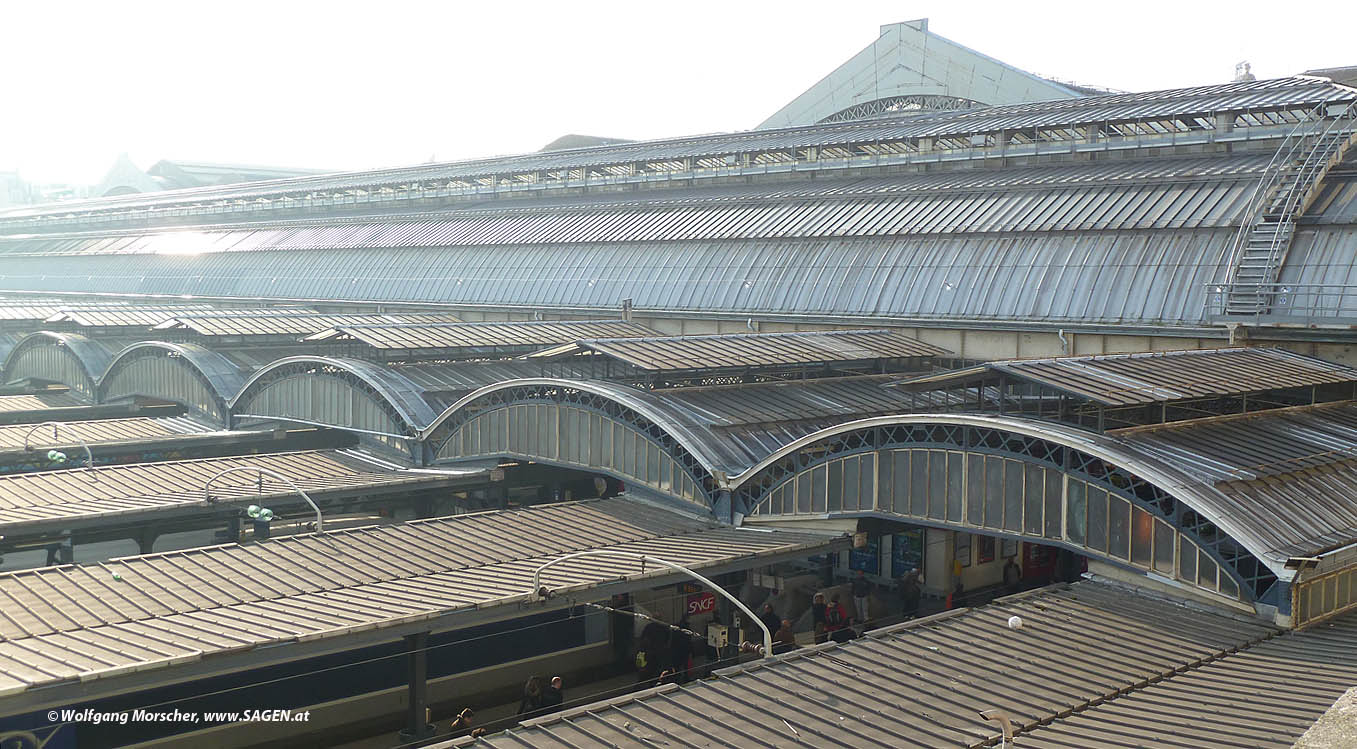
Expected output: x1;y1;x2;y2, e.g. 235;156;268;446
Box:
23;421;98;480
530;550;773;659
202;466;324;533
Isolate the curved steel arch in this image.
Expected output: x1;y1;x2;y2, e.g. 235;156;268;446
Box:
1;331;113;400
422;378;744;480
731;413;1285;605
230;356;437;437
98;341;247;423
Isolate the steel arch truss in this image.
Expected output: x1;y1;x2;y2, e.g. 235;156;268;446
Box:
426;382;715;508
736;421;1281;609
98;342;245;425
0;332;111;402
231;358;427;458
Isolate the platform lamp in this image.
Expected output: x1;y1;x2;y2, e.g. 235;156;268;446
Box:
23;421;98;480
203;466;324;540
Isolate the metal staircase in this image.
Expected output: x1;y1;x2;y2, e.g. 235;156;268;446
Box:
1223;102;1357;315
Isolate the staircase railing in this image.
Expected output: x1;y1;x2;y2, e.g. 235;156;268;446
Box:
1223;102;1328;277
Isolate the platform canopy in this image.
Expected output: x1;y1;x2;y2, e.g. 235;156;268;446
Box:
452;581;1353;749
0;497;844;711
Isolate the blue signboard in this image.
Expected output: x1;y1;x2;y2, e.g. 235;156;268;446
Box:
848;536;880;574
891;529;924;578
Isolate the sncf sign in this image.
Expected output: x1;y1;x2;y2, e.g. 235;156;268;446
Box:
686;592;716;615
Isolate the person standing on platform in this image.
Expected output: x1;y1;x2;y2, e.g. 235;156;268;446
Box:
1004;556;1023;593
758;603;782;640
540;676;564;713
899;568;922;619
518;677;543;716
851;570;872;625
811;592;828;644
825;593;852;642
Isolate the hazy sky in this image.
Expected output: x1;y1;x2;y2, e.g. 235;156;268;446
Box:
3;1;1355;184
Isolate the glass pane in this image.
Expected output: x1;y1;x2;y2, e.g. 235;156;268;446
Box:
878;451;894;513
623;431;636;478
928;451;946;520
1131;507;1152;568
1153;520;1175;574
812;465;827;513
828;459;845;512
612;422;624;472
1219;574;1239;599
1004;460;1023;532
842;456;858;511
1108;497;1130;560
892;451;909;514
1024;464;1044;535
1044;470;1063;539
860;453;876;511
1066;480;1087;545
1178;537;1197;583
984;456;1004;528
647;445;660;486
590;414;603;466
659;456;671;494
910;451;928;516
1086;487;1108;553
966;453;985;526
1197;551;1218;589
797;472;811;513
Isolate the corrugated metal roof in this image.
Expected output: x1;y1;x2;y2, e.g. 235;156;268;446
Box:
0;155;1271;258
455;581;1276;748
0;416;207;450
44;305;215;327
1022;611;1357;749
0;450;452;532
543;330;949;371
0;498;840;698
3;77;1348;226
0;227;1258;327
895;348;1357;406
0;393;83;413
1110;403;1357;559
158;311;462;337
308;319;657;350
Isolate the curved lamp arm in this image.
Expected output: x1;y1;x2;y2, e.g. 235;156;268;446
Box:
202;466;323;533
531;550;772;659
23;421;97;480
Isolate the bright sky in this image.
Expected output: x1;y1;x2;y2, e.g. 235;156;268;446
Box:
2;0;1355;184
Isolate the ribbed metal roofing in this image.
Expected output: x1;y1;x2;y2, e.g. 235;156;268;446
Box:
0;498;841;699
0;392;83;413
158;311;462;337
541;330;949;371
1022;611;1357;749
454;581;1276;748
0;155;1272;258
894;348;1357;406
44;305;215;327
1109;403;1357;559
2;77;1348;226
307;319;656;350
0;416;207;450
0;450;455;534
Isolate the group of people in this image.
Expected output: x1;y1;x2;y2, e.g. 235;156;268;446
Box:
517;675;565;717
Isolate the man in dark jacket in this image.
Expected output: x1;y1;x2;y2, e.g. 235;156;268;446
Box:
898;568;922;619
758;603;782;640
851;570;872;625
540;676;564;713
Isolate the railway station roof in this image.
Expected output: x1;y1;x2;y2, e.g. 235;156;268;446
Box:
0;498;844;709
0;449;473;540
306;319;657;355
891;347;1357;406
155;311;462;338
453;580;1332;749
531;329;949;372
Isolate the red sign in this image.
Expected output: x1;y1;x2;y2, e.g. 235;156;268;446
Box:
686;592;716;616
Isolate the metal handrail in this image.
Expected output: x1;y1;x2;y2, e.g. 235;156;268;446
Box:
202;466;324;533
22;421;97;480
1226;102;1357;284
